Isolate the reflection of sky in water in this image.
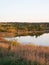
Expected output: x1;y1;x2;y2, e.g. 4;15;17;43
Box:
5;33;49;46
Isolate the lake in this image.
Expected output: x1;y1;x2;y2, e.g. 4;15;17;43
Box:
5;33;49;46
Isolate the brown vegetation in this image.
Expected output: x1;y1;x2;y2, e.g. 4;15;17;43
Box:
0;22;49;37
0;39;49;65
0;23;49;65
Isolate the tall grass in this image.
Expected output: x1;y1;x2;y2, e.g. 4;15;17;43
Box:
0;40;49;65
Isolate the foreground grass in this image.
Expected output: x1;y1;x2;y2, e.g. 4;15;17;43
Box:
0;56;41;65
0;40;49;65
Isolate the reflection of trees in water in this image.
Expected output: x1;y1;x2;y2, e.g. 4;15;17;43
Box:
29;32;44;37
16;31;43;36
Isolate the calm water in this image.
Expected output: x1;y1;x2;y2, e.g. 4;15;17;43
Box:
5;33;49;46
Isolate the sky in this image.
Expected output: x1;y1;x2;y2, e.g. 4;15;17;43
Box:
0;0;49;22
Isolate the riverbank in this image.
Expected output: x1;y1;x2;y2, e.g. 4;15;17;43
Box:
0;30;48;37
0;22;49;37
0;40;49;65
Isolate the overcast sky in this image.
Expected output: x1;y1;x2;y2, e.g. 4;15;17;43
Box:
0;0;49;22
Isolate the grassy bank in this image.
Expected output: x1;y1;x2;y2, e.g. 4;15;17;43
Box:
0;39;49;65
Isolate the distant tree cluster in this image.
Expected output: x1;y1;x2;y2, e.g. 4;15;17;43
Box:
0;23;49;37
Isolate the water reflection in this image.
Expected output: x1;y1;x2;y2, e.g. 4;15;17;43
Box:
5;33;49;46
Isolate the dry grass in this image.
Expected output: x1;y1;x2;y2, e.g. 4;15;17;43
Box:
0;39;49;65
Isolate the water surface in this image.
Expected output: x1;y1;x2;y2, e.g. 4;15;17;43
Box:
5;33;49;46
